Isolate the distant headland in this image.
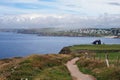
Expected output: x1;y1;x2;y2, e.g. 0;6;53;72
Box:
0;28;120;38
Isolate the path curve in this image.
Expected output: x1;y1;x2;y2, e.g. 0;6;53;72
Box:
66;57;96;80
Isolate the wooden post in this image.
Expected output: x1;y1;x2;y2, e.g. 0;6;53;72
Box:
116;56;119;66
99;56;101;61
93;55;95;60
21;78;28;80
105;53;110;68
85;52;88;59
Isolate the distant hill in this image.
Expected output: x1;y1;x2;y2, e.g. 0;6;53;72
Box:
0;28;120;37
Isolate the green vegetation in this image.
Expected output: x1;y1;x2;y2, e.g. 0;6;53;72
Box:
77;58;120;80
0;54;73;80
0;44;120;80
69;44;120;80
96;52;120;60
70;44;120;52
34;66;71;80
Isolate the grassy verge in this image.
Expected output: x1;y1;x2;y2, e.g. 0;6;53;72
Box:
70;44;120;53
34;65;71;80
1;54;73;80
96;52;120;60
70;44;120;80
77;58;120;80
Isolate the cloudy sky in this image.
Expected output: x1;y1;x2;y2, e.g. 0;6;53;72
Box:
0;0;120;28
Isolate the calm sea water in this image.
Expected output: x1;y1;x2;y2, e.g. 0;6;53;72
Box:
0;32;120;59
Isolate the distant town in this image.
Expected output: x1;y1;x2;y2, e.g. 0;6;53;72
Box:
0;28;120;38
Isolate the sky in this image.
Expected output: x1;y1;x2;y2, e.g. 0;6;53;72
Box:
0;0;120;28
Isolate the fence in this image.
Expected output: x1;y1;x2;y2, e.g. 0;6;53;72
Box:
84;52;120;67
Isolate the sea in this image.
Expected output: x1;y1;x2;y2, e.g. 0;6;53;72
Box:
0;32;120;59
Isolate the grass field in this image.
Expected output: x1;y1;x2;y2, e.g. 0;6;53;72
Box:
70;44;120;53
70;44;120;80
70;44;120;61
96;52;120;60
77;58;120;80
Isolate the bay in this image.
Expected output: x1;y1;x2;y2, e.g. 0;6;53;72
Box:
0;32;120;59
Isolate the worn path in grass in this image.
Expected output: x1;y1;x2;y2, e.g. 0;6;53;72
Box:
66;57;96;80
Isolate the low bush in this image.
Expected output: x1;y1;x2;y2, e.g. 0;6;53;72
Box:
77;57;120;80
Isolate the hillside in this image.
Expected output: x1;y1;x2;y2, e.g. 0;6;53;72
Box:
0;28;120;37
0;44;120;80
0;54;73;80
60;44;120;80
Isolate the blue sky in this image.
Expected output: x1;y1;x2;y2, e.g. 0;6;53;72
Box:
0;0;120;28
0;0;120;16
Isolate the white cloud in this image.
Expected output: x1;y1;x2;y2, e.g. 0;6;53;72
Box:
0;0;120;28
0;14;120;28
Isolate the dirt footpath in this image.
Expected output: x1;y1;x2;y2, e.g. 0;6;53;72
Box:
66;57;96;80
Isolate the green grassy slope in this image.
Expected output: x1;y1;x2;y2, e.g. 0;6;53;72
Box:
69;44;120;80
0;54;73;80
70;44;120;52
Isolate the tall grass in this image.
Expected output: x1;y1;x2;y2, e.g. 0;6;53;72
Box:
5;54;73;80
77;55;120;80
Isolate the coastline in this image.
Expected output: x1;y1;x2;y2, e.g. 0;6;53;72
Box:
0;44;120;80
104;36;120;39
